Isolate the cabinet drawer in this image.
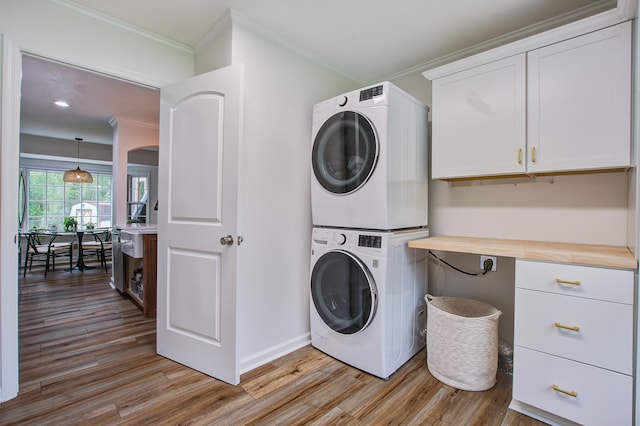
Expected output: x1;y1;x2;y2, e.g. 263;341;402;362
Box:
513;347;632;426
515;288;632;374
516;260;633;304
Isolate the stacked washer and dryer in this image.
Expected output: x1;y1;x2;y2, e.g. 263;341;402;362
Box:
309;82;430;379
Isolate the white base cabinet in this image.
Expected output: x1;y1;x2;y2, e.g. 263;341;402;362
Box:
512;260;634;425
429;21;631;180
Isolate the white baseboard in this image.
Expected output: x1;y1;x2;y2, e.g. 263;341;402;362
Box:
239;333;311;376
509;399;580;426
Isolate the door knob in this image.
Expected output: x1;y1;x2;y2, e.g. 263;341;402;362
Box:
220;235;234;246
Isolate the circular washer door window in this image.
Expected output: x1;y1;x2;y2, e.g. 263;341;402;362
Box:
312;111;378;194
311;250;377;334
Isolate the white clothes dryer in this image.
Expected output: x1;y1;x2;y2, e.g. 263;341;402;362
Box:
311;82;429;230
310;226;429;379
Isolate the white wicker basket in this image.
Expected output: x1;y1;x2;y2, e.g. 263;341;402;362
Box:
425;294;502;391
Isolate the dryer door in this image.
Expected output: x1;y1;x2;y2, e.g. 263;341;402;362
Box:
311;250;377;334
312;111;378;194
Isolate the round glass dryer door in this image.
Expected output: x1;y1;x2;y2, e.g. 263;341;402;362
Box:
312;111;378;194
311;250;377;334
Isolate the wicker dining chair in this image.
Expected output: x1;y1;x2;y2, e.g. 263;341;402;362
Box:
23;231;73;277
82;230;113;273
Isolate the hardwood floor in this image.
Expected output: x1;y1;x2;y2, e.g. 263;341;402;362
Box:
1;263;546;425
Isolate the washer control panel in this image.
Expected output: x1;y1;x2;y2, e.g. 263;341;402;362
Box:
312;228;385;251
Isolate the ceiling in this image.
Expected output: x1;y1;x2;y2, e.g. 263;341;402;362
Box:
21;55;160;145
20;0;617;147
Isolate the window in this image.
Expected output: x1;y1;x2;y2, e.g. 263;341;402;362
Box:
26;169;112;230
127;175;148;224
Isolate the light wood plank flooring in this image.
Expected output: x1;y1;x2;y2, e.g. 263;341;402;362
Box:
0;264;546;425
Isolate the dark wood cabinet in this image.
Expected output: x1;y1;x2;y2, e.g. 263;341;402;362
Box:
123;233;157;318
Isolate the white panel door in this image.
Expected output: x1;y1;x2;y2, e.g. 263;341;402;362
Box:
157;64;244;385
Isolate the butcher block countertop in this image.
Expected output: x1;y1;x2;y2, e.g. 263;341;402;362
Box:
408;235;637;270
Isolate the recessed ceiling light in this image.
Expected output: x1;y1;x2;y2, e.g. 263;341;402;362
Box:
54;100;69;108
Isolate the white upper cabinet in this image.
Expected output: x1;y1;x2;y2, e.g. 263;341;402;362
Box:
527;22;631;173
432;55;526;179
428;21;632;180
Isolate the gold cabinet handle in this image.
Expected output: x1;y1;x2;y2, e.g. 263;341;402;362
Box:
517;148;522;164
555;278;581;286
531;146;536;163
553;384;578;398
555;322;580;332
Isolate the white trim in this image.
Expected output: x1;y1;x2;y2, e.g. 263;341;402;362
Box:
20;153;113;169
0;35;21;402
0;34;164;405
508;400;581;426
422;4;632;80
49;0;193;55
239;333;311;375
109;116;159;130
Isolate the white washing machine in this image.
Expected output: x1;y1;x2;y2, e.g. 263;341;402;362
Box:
310;226;428;379
311;81;429;230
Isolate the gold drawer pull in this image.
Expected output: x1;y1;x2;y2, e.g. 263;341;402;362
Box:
553;384;578;398
517;148;522;164
555;278;581;286
555;322;580;332
531;146;536;163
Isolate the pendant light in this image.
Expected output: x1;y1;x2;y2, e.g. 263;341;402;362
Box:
63;137;93;183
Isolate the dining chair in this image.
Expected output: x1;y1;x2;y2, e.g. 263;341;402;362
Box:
82;230;113;273
23;231;73;277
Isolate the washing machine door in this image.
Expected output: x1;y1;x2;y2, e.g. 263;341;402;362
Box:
311;250;377;334
312;111;378;194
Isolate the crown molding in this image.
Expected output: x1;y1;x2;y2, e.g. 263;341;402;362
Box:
194;8;363;86
421;1;630;80
109;116;159;130
229;10;364;85
193;9;233;55
49;0;194;55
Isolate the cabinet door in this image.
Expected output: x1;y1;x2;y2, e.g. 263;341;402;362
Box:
431;54;526;179
527;22;631;173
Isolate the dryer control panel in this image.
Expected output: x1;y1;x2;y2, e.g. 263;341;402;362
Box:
359;84;384;102
358;234;382;249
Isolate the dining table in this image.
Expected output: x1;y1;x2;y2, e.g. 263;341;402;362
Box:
47;228;99;272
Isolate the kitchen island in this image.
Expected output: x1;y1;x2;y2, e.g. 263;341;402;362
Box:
120;225;158;318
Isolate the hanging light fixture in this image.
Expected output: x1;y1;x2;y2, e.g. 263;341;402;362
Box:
63;137;93;183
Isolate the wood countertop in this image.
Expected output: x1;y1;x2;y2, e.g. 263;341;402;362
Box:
408;235;637;270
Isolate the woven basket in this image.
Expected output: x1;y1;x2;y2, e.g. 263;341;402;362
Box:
425;294;502;391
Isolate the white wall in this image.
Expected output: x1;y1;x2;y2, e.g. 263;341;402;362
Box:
195;16;359;371
20;134;112;162
194;15;233;73
232;22;359;370
111;118;159;226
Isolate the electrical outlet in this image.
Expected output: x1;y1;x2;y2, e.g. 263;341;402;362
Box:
480;255;497;271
